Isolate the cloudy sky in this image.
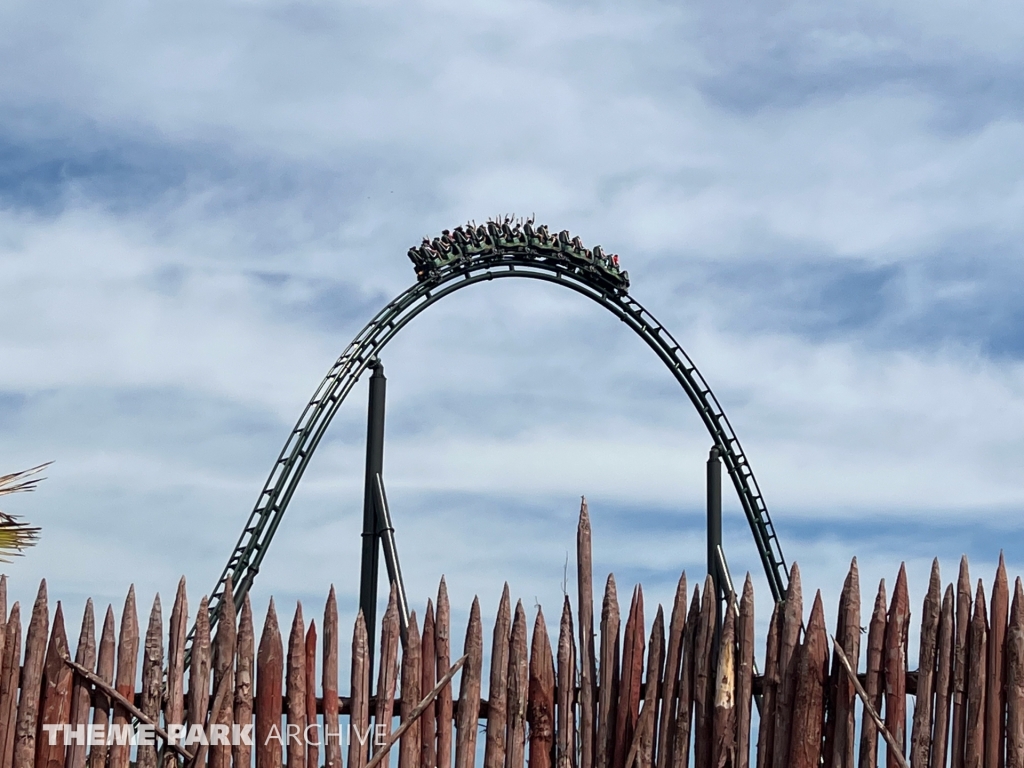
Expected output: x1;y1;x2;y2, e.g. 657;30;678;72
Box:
1;0;1023;661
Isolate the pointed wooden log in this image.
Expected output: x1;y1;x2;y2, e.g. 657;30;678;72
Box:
788;591;828;768
557;597;577;768
137;595;164;768
400;613;423;768
37;602;72;768
257;599;284;768
658;574;688;768
885;565;911;768
109;586;139;768
65;600;94;768
910;560;942;768
615;589;637;768
323;588;341;768
858;579;888;768
824;560;860;768
436;579;453;768
0;602;20;768
579;500;597;768
772;564;803;768
615;587;645;768
306;621;318;768
167;577;189;749
711;595;736;768
987;555;1009;768
630;589;646;766
736;575;755;768
485;586;512;768
422;601;437;768
505;600;528;768
693;575;718;768
1005;578;1024;768
212;582;238;768
455;598;483;768
527;607;554;768
953;558;973;768
0;577;5;625
671;585;700;768
87;606;114;768
755;601;780;768
235;595;256;768
638;606;662;768
189;596;213;768
597;575;621;768
376;586;401;764
932;584;955;768
286;603;307;768
349;610;370;768
561;602;577;768
419;606;436;768
966;580;988;768
14;580;48;768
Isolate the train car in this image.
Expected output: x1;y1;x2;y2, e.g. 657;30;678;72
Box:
408;221;629;291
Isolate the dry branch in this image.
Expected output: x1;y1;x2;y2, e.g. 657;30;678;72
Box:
832;637;909;768
61;654;194;762
364;655;468;768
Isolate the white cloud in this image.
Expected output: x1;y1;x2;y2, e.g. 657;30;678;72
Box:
0;0;1021;656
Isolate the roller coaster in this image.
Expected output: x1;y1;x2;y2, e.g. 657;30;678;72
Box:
198;218;790;642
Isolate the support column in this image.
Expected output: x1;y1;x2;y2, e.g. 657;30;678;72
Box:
707;446;724;641
359;360;386;675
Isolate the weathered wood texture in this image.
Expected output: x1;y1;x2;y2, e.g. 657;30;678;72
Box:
323;589;340;768
736;575;755;768
788;591;827;768
399;613;421;768
579;500;597;768
885;565;911;768
349;610;370;768
659;573;688;768
2;525;1024;768
454;598;482;768
527;606;554;768
597;575;620;768
235;594;255;768
953;557;973;768
557;597;578;768
505;600;528;768
436;579;452;768
910;561;941;768
256;599;284;768
827;559;860;768
772;563;803;768
485;587;511;768
211;582;236;768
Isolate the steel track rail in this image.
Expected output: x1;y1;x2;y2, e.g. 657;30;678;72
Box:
194;250;789;646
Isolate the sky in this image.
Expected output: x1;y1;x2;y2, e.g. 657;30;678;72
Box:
1;0;1023;672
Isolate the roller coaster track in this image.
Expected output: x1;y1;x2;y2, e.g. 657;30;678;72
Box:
197;246;790;641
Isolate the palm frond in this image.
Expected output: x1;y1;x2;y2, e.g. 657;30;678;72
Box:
0;462;51;496
0;463;47;559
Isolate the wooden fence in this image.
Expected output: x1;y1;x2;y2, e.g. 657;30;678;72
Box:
0;502;1022;768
